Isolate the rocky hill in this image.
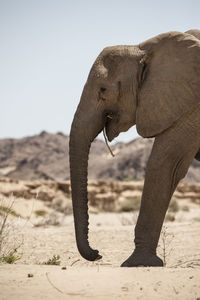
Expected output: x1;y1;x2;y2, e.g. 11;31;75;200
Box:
0;131;199;182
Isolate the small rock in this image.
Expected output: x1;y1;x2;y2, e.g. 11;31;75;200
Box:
27;273;34;278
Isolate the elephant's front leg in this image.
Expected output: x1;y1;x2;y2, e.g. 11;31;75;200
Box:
121;107;200;267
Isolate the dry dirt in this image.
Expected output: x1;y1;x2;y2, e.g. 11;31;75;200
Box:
0;179;200;299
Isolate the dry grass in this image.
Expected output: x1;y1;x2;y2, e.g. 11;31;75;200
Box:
0;196;23;263
158;226;174;266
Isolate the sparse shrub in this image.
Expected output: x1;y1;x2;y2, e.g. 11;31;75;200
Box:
165;213;175;222
0;248;21;264
158;226;174;266
168;197;179;213
0;205;21;218
119;197;141;212
43;255;61;265
0;198;14;254
34;209;47;217
0;197;23;263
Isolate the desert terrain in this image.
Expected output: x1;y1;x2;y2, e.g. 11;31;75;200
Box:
0;178;200;300
0;132;199;182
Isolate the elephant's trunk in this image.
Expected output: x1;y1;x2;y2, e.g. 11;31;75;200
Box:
69;93;104;261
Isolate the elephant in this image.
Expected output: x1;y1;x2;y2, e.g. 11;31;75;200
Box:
69;30;200;267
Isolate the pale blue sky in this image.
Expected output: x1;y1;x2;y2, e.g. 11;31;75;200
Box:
0;0;199;142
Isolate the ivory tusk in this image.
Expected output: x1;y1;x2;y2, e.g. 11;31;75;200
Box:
103;128;115;157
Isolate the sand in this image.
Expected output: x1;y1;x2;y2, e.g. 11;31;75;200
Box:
0;206;200;300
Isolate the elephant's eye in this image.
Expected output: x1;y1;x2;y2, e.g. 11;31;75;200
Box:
98;87;107;101
100;87;106;93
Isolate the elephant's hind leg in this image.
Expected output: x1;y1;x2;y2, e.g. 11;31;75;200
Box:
121;105;200;267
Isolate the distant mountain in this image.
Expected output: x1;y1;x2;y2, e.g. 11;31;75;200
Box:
0;131;199;182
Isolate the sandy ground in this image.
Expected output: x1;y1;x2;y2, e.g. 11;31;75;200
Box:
0;202;200;300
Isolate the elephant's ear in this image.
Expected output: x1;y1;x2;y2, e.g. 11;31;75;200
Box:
136;31;200;138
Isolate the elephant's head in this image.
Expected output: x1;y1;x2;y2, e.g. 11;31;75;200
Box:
77;46;145;143
69;31;200;261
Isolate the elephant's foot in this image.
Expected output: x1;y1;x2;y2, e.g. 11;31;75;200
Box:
121;250;163;267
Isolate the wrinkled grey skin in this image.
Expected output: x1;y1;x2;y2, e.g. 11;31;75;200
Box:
69;30;200;266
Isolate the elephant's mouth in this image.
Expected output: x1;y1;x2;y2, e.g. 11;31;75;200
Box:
104;113;119;142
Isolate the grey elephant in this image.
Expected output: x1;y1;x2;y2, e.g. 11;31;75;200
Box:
69;29;200;267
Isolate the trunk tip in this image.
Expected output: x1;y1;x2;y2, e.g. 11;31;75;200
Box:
95;254;102;261
78;246;102;261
